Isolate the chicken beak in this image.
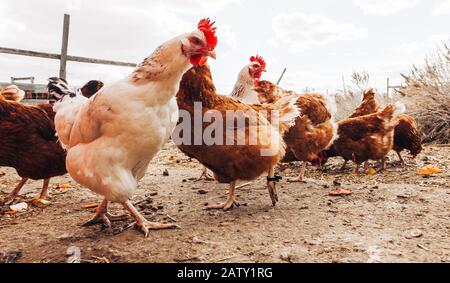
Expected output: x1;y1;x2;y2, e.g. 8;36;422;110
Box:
207;50;217;60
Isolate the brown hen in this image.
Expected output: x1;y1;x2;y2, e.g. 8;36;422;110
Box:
254;81;338;182
324;102;405;173
176;65;299;210
346;88;422;166
0;95;67;204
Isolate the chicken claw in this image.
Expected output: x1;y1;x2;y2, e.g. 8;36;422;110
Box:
1;178;29;205
0;195;15;206
207;197;240;211
133;221;180;238
288;162;307;183
83;199;128;228
83;213;129;228
207;181;240;211
196;166;215;182
123;200;179;238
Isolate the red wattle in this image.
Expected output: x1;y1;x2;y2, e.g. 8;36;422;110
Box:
190;55;202;66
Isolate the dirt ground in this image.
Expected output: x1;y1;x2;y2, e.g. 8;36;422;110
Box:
0;144;449;263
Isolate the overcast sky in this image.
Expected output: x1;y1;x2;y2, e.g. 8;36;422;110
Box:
0;0;449;94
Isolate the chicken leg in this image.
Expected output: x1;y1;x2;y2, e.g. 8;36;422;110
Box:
1;178;29;205
196;166;215;182
83;199;129;228
380;158;387;171
354;163;362;174
123;200;179;238
364;162;370;171
31;179;52;205
207;181;240;211
396;151;406;167
340;160;349;171
288;162;308;183
267;168;280;206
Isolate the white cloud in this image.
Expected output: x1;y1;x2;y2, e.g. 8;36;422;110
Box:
433;0;450;15
353;0;421;16
392;42;421;55
216;25;237;56
74;0;239;15
272;13;367;53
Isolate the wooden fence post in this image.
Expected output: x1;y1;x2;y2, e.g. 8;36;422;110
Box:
59;14;70;80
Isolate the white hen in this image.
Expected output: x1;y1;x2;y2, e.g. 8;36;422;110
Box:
53;18;218;237
230;55;267;104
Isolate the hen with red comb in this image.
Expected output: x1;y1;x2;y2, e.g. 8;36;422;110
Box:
198;18;218;50
250;55;267;70
52;18;218;238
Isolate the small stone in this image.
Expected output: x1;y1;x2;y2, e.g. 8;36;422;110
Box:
410;229;423;238
280;252;298;263
163;169;170;176
198;189;208;195
150;192;158;197
157;205;164;210
192;236;204;244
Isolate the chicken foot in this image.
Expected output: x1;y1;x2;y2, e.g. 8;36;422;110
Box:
123;200;179;238
288;162;308;183
32;179;52;205
196;166;215;182
208;181;240;211
1;178;29;205
83;199;129;228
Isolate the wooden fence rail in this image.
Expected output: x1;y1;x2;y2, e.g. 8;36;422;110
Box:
0;14;136;81
0;47;137;68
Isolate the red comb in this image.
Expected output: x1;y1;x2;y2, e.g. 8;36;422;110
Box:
198;18;218;49
250;55;266;69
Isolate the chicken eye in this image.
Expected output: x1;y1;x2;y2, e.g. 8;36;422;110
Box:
192;38;201;45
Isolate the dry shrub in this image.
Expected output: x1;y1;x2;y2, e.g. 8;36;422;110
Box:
399;42;450;144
